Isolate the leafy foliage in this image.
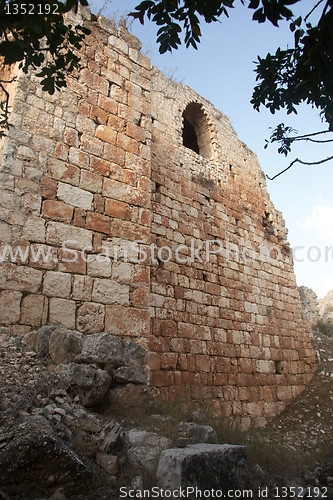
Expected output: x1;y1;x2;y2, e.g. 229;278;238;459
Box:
251;2;333;130
130;0;301;53
264;124;333;156
317;320;333;338
0;0;90;136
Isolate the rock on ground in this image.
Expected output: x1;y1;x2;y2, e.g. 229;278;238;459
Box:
54;363;111;407
126;430;171;474
0;416;95;496
78;332;146;368
156;444;249;492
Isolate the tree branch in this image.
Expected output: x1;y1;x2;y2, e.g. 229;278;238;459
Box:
304;0;325;22
266;155;333;181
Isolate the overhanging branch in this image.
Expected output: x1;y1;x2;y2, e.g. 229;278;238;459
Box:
266;155;333;180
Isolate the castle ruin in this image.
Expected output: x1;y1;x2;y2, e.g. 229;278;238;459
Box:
0;8;316;427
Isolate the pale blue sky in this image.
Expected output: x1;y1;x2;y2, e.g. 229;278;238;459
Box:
92;0;333;297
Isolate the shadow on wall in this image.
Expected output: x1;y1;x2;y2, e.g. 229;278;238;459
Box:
182;102;212;160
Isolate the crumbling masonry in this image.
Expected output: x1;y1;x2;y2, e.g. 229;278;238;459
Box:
0;8;316;427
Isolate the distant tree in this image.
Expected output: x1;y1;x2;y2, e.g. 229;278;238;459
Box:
130;0;333;178
0;0;90;136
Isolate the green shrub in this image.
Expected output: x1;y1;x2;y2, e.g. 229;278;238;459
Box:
316;320;333;338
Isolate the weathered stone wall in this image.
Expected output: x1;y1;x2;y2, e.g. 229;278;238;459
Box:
0;8;151;348
149;70;316;426
0;9;316;426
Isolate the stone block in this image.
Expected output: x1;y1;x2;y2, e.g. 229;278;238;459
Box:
76;302;105;334
72;275;93;301
20;194;41;216
86;213;111;234
40;176;57;199
42;200;73;223
58;248;86;274
43;271;72;298
95;125;117;145
49;297;76;329
108;35;129;55
80;170;103;193
92;278;129;305
0;290;22;324
20;294;47;326
49;327;83;364
105;305;149;337
5;265;42;293
57;183;93;210
46;222;92;250
48;158;80;186
105;199;130;219
156;444;249;492
87;254;112;277
79;69;109;96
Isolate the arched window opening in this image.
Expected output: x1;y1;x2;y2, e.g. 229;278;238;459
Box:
182;102;212;159
183;117;199;154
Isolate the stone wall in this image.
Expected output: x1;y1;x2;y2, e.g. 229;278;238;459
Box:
0;9;316;427
0;8;151;349
148;70;315;426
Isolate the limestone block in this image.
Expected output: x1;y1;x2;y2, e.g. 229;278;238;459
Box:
108;35;128;55
92;278;129;305
80;170;103;193
105;305;150;337
72;275;93;301
46;221;92;250
6;265;42;293
20;193;41;216
87;254;112;278
20;294;47;326
49;297;76;329
176;422;218;446
57;183;93;210
0;290;22;324
76;302;105;334
112;262;133;282
43;271;72;298
125;430;171;474
156;444;249;491
48;158;80;186
97;15;117;35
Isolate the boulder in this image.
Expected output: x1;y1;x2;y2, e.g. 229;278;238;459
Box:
98;420;124;453
54;363;111;407
156;444;249;492
0;416;94;496
108;384;149;414
176;422;218;447
125;430;171;474
49;328;83;364
35;325;59;357
78;332;146;368
114;366;147;385
96;452;118;474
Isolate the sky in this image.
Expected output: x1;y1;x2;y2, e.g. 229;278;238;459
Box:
92;0;333;298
